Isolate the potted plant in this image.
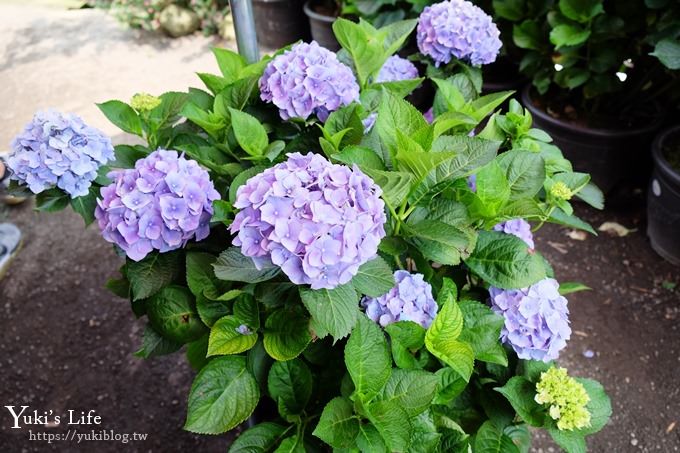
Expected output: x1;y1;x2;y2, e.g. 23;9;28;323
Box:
648;123;680;265
252;0;311;49
487;0;679;193
5;2;612;451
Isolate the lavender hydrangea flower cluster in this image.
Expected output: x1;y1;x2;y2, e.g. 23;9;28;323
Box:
493;218;535;249
7;110;114;198
230;152;386;290
417;0;502;66
376;56;419;83
489;278;571;362
259;41;360;122
362;270;438;328
95;149;220;261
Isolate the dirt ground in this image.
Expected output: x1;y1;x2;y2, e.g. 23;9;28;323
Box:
1;2;679;453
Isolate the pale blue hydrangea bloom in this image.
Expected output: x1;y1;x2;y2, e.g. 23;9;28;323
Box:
95;149;220;261
489;278;571;362
230;152;386;290
7;110;114;198
417;0;502;66
362;270;438;328
376;55;419;83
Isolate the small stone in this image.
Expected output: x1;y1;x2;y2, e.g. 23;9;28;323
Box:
159;5;200;38
583;349;595;358
631;438;639;446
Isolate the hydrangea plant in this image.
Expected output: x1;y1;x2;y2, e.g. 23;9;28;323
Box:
7;4;611;452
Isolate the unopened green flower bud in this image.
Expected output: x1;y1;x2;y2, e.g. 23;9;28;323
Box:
550;181;573;200
535;367;591;431
130;93;161;112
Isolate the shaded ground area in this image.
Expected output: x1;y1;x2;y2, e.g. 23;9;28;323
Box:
1;2;679;453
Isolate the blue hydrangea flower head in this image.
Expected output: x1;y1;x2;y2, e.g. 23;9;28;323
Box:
494;218;535;249
376;56;419;83
259;41;360;122
489;278;571;362
362;270;438;328
95;149;220;261
7;110;114;198
417;0;502;66
230;152;386;290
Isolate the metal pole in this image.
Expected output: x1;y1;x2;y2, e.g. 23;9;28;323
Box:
229;0;260;64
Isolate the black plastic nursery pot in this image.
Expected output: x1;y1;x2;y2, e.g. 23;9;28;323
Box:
647;125;680;266
521;85;664;194
303;0;340;51
252;0;310;49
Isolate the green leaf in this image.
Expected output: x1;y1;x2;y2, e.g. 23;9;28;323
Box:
208;315;258;356
550;24;591;49
464;231;547;289
97;100;143;136
651;38;680;70
333;146;386;171
475;160;511;215
300;283;359;340
425;298;475;382
146;286;207;343
474;420;520;453
575;182;604;209
559;0;604;23
229;108;268;157
381;369;438;417
184;356;259;434
134;324;182;358
35;188;70;212
361;168;414;208
375;92;428;165
228;422;287;453
404;220;477;265
333;18;384;87
234;294;260;328
495;376;546;427
186;252;218;298
263;307;312;361
434;368;467;405
577;378;612;434
458;300;507;366
559;282;591;295
127;251;181;301
352;257;394;297
148;91;188;129
356;423;388;453
345;315;392;402
313;397;360;449
549;208;596;235
518;359;552;383
497;150;546;199
213;48;246;80
196;293;231;327
513;20;542;50
430;136;500;180
274;436;305;453
267;359;312;416
214;247;280;283
70;187;98;225
385;321;426;369
366;399;412;452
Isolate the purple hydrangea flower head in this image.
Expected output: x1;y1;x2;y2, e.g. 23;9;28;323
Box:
95;149;220;261
230;152;386;290
376;56;419;83
417;0;502;66
362;270;438;328
494;218;535;249
489;278;571;362
7;110;114;198
259;41;360;122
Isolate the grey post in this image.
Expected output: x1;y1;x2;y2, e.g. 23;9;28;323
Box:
229;0;260;64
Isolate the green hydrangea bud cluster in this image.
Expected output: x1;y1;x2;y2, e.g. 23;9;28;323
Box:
550;181;573;200
535;367;591;431
130;93;161;112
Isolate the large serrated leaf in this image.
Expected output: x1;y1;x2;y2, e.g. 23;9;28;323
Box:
299;283;359;340
345;316;392;402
